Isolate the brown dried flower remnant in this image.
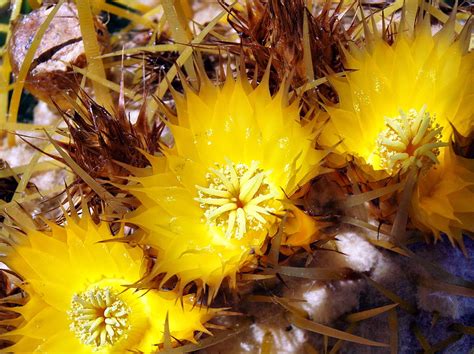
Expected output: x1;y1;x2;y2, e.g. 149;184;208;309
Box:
8;2;109;109
49;89;164;217
224;0;352;97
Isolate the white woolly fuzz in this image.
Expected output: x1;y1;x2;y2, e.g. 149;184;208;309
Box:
336;230;401;284
30;169;66;192
286;279;364;325
207;304;307;354
245;318;307;354
33;101;60;126
417;286;464;320
0;143;34;168
278;229;404;332
337;231;378;272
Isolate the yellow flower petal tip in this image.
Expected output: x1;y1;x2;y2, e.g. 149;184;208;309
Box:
125;75;327;296
411;145;474;249
321;13;473;175
1;213;219;353
283;205;329;251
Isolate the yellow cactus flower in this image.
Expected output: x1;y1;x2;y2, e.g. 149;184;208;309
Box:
1;212;218;353
321;16;473;175
320;13;474;244
125;76;326;296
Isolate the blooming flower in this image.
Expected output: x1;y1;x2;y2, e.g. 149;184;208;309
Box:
321;17;472;175
1;213;218;352
125;76;327;296
320;14;473;244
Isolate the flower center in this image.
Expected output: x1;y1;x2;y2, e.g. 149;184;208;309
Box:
195;160;276;239
68;286;130;349
376;106;448;173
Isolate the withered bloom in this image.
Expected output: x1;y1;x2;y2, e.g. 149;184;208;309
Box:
37;89;165;217
223;0;353;98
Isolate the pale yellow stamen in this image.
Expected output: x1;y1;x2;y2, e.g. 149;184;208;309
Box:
195;160;276;239
68;287;130;349
376;106;448;173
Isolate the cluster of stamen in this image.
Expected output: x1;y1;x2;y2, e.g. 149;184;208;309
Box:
68;286;130;349
376;106;447;173
195;160;276;239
